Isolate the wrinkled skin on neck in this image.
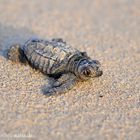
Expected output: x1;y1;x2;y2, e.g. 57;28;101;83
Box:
75;59;103;80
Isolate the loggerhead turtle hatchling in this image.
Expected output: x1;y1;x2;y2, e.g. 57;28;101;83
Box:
7;38;103;95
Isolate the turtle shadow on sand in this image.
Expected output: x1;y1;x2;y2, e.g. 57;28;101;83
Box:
0;24;52;94
0;24;38;58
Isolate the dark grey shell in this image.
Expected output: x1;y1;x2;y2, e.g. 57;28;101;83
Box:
23;38;79;74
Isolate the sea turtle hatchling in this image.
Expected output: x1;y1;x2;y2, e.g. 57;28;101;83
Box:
7;38;103;95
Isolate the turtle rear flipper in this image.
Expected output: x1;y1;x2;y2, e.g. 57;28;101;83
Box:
7;44;27;63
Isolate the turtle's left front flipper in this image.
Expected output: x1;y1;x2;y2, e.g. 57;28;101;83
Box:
44;73;78;96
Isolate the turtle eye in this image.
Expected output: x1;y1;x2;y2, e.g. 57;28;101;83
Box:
83;70;91;76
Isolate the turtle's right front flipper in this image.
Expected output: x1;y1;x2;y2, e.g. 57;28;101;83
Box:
44;73;78;96
7;44;27;63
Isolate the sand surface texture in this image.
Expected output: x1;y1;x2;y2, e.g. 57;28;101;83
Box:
0;0;140;140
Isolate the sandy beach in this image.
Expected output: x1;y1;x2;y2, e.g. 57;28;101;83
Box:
0;0;140;139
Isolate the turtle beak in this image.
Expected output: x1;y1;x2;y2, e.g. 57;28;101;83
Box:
96;70;103;77
89;60;103;77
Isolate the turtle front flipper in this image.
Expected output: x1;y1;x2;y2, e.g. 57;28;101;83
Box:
7;44;27;63
44;73;78;96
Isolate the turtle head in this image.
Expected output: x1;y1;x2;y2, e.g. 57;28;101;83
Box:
77;59;103;80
